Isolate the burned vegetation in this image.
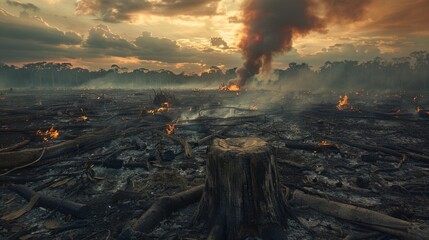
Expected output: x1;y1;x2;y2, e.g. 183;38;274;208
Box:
0;89;429;239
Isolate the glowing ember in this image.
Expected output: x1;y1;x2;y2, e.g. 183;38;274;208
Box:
80;115;89;121
36;126;59;142
336;95;350;110
166;120;179;135
319;140;330;146
416;106;422;113
147;102;170;115
219;83;240;92
249;105;257;110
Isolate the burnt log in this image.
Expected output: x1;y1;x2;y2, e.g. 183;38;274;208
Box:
289;189;429;240
195;137;289;240
8;184;89;218
132;185;204;232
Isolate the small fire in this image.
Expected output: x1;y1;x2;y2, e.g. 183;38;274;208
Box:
249;105;257;110
166;119;179;135
319;140;330;146
147;102;170;115
416;106;422;113
80;115;89;121
336;95;350;110
36;126;60;142
219;83;240;92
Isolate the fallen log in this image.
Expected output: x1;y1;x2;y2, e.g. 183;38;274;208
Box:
284;141;340;153
0;140;30;153
7;184;89;218
0;125;127;169
132;185;204;233
327;137;429;163
289;189;429;240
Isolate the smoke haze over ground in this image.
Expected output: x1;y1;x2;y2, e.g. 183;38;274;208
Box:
0;51;428;91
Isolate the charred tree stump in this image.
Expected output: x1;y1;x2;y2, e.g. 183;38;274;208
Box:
195;138;289;240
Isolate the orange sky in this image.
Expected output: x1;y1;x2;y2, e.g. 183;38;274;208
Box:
0;0;428;73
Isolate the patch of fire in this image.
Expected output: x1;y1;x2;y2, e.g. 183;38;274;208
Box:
146;102;170;115
195;138;289;239
249;105;257;110
219;83;240;92
318;140;339;152
166;119;179;135
336;95;353;111
36;126;59;142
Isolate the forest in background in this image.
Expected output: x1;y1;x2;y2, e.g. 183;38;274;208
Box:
0;51;428;90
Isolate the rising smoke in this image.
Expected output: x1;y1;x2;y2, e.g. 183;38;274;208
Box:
235;0;373;87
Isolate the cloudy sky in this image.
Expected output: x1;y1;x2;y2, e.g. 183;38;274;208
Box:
0;0;428;73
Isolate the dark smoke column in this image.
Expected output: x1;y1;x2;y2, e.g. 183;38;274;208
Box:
235;0;372;87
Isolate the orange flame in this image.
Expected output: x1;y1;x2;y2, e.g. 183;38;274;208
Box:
166;119;179;135
80;115;89;121
336;95;350;110
416;106;422;113
147;102;170;115
219;83;240;92
319;140;330;146
36;126;59;142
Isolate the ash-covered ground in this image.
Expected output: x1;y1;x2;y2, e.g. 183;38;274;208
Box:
0;89;428;239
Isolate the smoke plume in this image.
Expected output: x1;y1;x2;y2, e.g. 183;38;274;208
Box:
235;0;373;87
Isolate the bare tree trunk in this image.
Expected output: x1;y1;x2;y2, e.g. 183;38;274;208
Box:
195;137;289;240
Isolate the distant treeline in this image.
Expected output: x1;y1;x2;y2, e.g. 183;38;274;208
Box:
0;51;428;90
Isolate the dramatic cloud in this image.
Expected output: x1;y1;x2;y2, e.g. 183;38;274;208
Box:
85;24;135;50
0;0;428;73
210;37;229;49
75;0;221;23
364;0;429;35
235;0;374;86
0;9;82;45
6;0;39;12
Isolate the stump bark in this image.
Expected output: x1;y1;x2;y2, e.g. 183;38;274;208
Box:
195;138;289;240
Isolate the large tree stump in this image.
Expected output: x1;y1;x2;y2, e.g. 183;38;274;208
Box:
195;138;289;240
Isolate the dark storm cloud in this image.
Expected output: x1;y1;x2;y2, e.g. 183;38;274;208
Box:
75;0;221;23
0;9;82;45
210;37;229;49
6;0;39;12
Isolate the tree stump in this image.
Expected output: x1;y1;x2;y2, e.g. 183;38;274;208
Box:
196;138;289;240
